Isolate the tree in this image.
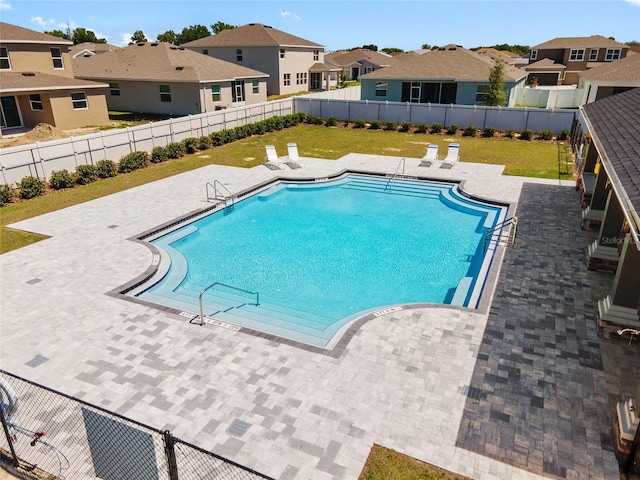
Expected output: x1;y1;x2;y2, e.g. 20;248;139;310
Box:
71;28;106;44
421;44;431;50
361;44;378;52
177;25;211;44
382;47;404;54
45;29;71;40
211;22;235;34
485;60;506;106
156;30;178;44
625;40;640;46
130;30;147;44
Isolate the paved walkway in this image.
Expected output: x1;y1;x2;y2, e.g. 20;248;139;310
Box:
1;154;637;479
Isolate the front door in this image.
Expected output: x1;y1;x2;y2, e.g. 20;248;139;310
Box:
0;96;22;128
232;81;244;103
351;67;359;80
310;73;322;90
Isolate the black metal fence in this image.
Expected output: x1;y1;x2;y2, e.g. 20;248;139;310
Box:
0;370;273;480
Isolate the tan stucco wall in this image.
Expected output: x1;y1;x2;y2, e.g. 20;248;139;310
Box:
16;94;56;127
3;43;74;78
48;89;110;129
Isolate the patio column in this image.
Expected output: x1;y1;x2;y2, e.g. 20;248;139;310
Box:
598;191;625;247
610;234;640;309
590;170;609;211
582;140;599;173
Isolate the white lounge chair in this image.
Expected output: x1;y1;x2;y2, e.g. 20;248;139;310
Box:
285;143;302;169
440;143;460;169
264;145;282;170
419;144;438;167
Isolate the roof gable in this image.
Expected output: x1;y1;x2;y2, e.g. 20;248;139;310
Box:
325;49;396;67
72;42;269;82
0;22;72;45
181;23;323;48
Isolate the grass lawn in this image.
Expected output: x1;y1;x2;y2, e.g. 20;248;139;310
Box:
0;124;568;254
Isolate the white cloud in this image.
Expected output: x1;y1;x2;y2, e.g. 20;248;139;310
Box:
624;0;640;5
119;33;131;47
280;9;301;20
31;16;55;29
0;1;11;11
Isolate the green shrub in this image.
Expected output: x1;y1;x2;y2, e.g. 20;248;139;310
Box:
368;120;382;130
383;121;397;131
399;121;413;133
210;131;224;146
519;128;534;141
49;169;75;190
415;123;428;134
304;115;324;125
446;124;459;135
342;119;351;127
118;151;149;172
197;135;212;150
18;175;46;199
354;118;367;129
166;141;187;158
505;129;515;139
463;125;478;137
557;129;570;141
151;146;169;163
0;184;13;206
482;126;497;138
219;129;236;144
430;122;443;134
325;116;338;127
537;129;554;141
75;164;97;185
96;159;117;178
184;137;198;154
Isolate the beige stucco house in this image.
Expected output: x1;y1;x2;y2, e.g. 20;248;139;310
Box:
0;22;110;134
525;35;630;86
181;23;332;96
324;49;397;81
72;42;269;115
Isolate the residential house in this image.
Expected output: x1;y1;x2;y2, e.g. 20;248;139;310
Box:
69;41;119;58
72;42;269;115
578;53;640;103
572;87;640;336
181;23;332;96
359;44;527;106
525;35;630;86
325;49;397;81
0;22;110;134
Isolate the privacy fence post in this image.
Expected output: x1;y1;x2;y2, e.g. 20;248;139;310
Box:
163;430;179;480
0;406;19;467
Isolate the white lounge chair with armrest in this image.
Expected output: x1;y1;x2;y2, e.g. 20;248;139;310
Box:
440;143;460;169
285;143;302;169
419;144;438;167
264;145;283;170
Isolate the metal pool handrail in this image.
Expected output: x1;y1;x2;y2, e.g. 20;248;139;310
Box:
206;180;235;208
197;282;260;326
386;157;406;190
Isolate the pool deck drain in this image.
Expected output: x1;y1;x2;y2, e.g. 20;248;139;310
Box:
1;154;636;480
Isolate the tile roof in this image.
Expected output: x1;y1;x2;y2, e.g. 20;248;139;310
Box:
580;53;640;81
325;49;396;67
0;71;106;92
72;42;269;82
181;23;322;48
532;35;627;49
359;45;527;82
582;88;640;230
0;21;72;45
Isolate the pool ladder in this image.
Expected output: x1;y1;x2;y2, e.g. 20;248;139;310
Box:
206;180;235;212
483;216;518;252
193;282;260;326
385;157;406;191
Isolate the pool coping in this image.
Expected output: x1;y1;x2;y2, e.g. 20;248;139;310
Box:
108;169;515;357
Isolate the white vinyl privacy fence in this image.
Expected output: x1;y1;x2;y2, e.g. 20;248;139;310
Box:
0;87;576;186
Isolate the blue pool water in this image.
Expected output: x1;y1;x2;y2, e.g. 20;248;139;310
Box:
133;174;506;348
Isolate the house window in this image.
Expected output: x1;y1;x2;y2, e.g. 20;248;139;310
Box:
280;49;285;59
71;92;87;109
211;84;220;102
605;48;621;61
252;80;259;94
29;94;43;111
159;85;171;102
236;49;243;61
202;49;208;55
50;47;64;69
109;83;120;96
0;47;10;70
589;49;599;61
375;82;387;97
475;84;490;103
296;72;307;85
530;50;538;61
569;49;585;61
365;66;374;74
283;73;290;86
313;50;319;61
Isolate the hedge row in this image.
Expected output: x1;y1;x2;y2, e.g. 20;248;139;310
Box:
1;113;307;206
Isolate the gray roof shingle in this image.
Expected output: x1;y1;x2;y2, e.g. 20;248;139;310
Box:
580;53;640;81
532;35;627;50
181;23;322;48
0;71;106;92
0;21;72;45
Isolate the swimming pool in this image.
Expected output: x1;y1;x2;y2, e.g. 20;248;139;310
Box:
127;174;507;348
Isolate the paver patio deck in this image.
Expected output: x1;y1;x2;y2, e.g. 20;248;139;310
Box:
1;154;637;479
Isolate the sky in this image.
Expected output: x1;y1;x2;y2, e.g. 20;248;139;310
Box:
1;0;638;52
